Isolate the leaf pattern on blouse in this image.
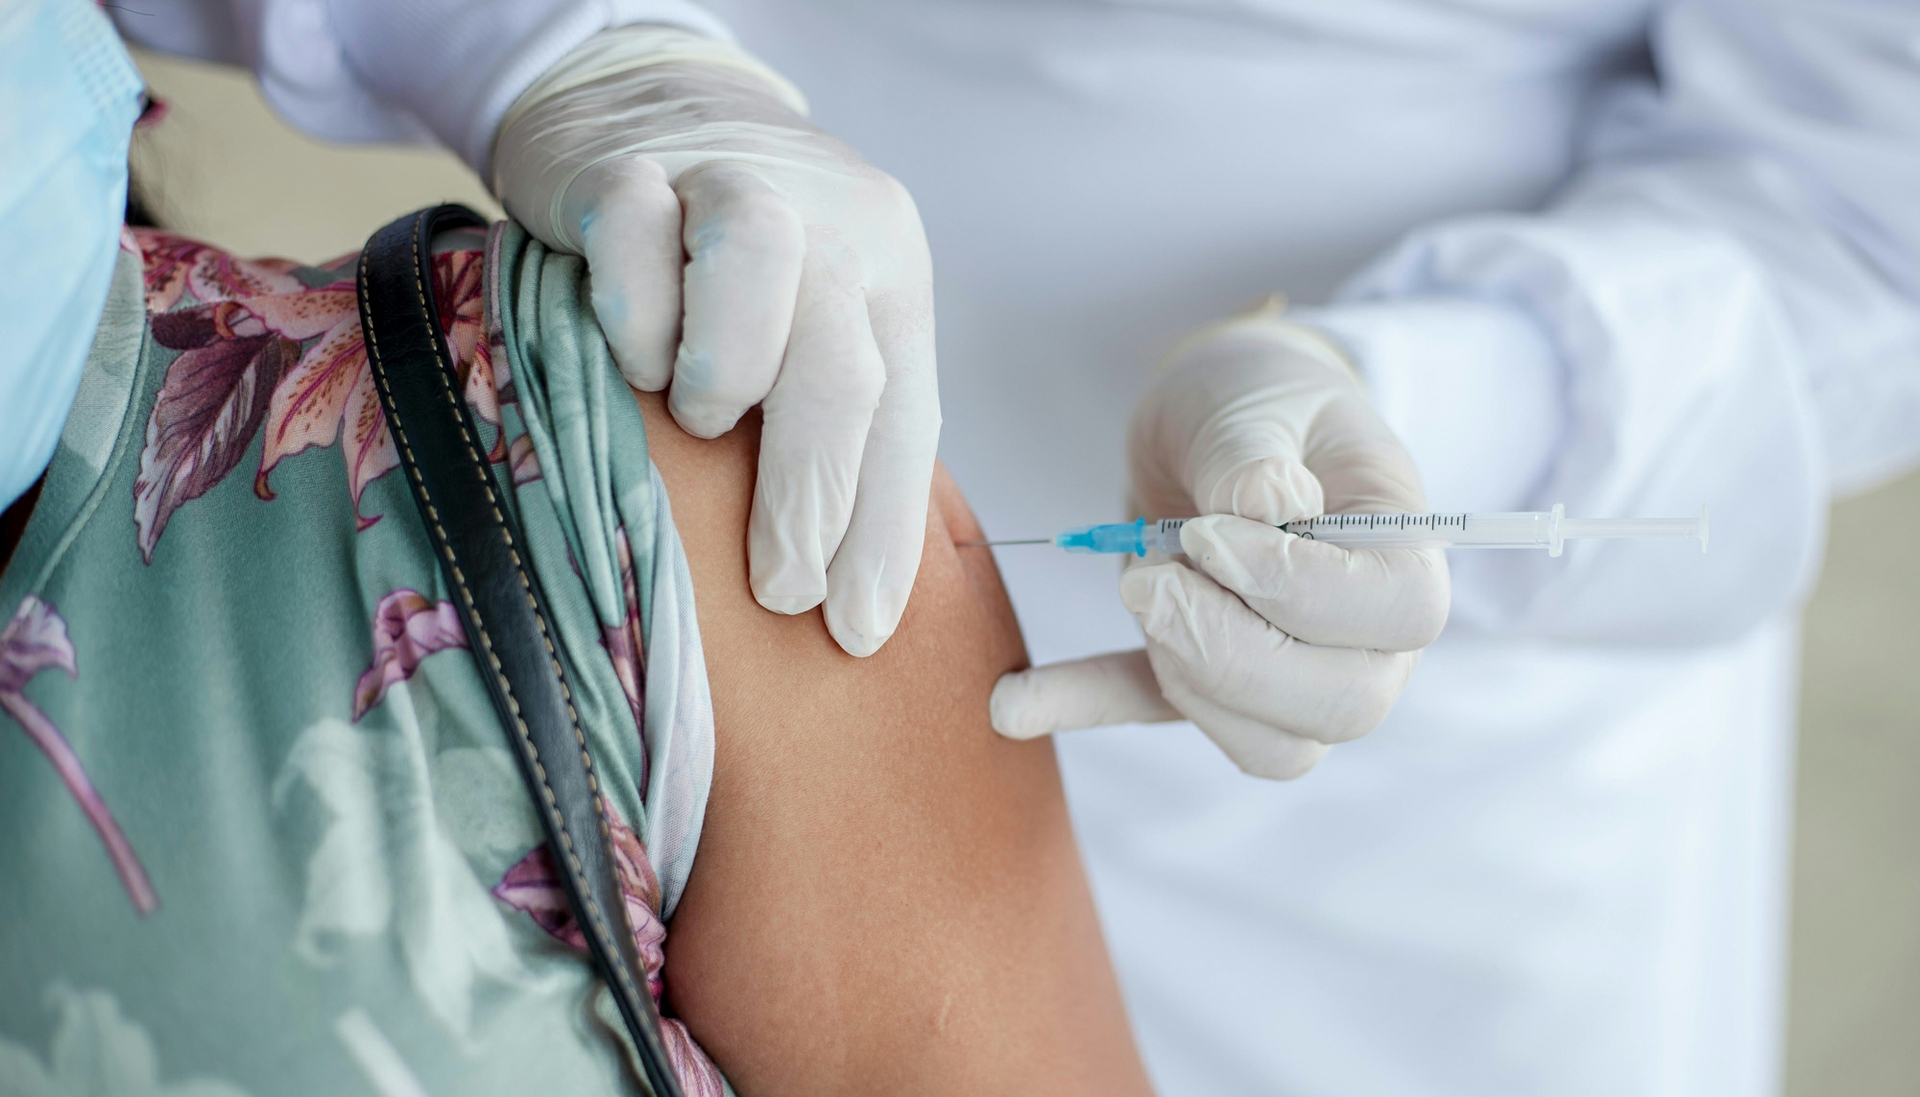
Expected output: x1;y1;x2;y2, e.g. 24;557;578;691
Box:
352;590;469;721
492;806;724;1097
1;597;157;915
128;232;504;556
135;306;300;561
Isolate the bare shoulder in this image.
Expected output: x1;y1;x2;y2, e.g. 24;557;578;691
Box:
635;392;1152;1096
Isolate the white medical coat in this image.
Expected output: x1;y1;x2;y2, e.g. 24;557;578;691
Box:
120;1;1920;1093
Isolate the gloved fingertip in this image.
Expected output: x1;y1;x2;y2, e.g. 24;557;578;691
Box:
828;624;888;658
669;399;747;440
989;671;1051;740
823;587;904;659
600;308;673;391
750;549;828;616
611;351;672;394
622;370;672;395
753;589;825;616
1238;737;1329;782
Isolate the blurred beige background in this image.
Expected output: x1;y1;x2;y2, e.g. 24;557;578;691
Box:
130;49;1920;1095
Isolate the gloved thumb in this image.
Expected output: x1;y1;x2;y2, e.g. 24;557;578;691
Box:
990;650;1182;740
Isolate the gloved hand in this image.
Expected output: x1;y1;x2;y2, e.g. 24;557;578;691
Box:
991;308;1451;779
491;27;938;658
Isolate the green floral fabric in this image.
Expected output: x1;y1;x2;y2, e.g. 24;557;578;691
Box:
0;223;725;1097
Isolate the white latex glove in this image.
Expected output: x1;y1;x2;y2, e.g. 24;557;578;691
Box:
991;309;1451;779
491;27;938;657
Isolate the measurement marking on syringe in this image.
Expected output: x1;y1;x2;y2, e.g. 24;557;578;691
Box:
1287;513;1469;538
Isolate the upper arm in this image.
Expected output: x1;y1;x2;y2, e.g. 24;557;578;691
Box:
637;394;1152;1096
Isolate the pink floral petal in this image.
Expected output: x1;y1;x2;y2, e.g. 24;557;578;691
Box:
130;230;303;314
256;312;365;500
463;334;502;431
134;333;298;562
495;806;666;996
1;597;158;916
242;285;356;342
351;590;467;720
494;806;720;1089
132;230;204;314
187;246;303;304
661;1020;728;1097
0;593;78;693
433;251;499;431
508;435;543;486
493;843;582;945
435;253;485;355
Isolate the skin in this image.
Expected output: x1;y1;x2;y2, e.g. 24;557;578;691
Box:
638;392;1155;1097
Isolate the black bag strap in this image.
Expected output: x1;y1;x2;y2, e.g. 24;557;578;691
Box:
357;205;684;1097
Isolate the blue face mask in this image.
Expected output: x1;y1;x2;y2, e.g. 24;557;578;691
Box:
0;0;144;512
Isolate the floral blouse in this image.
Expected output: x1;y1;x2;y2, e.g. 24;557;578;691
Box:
0;223;726;1097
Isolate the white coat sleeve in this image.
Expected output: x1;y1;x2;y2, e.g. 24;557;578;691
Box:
1298;0;1920;646
110;0;735;170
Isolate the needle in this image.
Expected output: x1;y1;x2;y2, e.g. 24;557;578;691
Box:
954;538;1051;547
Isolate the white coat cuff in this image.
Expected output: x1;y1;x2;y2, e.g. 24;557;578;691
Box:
1291;298;1567;514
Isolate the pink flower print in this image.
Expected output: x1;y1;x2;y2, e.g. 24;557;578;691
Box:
433;250;499;431
507;435;542;486
495;807;665;992
256;251;500;526
0;597;158;916
494;808;725;1096
600;529;647;785
132;229;302;315
130;231;503;557
352;590;468;721
253;283;395;529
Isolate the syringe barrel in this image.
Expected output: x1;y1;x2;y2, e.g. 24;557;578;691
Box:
1143;520;1187;554
1281;511;1555;549
1282;508;1705;554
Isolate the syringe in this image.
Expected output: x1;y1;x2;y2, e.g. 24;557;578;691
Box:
960;505;1707;558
